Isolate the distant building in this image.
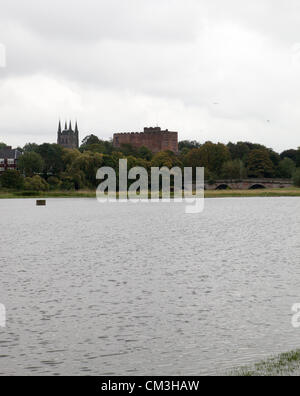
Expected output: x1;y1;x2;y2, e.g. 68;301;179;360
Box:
113;127;178;154
57;121;79;149
0;147;22;172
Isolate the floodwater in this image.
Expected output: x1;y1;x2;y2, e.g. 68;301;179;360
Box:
0;197;300;375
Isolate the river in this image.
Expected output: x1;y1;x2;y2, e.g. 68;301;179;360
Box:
0;197;300;375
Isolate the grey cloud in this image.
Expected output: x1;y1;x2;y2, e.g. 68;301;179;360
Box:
0;0;201;43
0;0;300;151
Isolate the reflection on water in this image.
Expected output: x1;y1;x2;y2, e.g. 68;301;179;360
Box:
0;197;300;375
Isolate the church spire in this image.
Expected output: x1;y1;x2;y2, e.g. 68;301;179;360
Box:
58;119;79;149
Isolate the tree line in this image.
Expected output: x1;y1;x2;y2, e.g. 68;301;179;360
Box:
0;135;300;191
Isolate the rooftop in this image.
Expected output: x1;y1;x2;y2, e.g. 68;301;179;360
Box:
0;147;22;159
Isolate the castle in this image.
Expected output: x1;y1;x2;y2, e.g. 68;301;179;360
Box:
56;122;178;153
57;121;79;149
113;127;178;153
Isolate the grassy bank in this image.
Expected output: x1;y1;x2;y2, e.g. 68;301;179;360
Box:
0;187;300;199
0;190;97;199
231;350;300;376
205;187;300;198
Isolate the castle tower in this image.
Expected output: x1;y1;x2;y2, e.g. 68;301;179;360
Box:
57;120;79;149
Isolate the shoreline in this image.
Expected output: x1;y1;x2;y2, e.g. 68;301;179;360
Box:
0;188;300;199
231;350;300;376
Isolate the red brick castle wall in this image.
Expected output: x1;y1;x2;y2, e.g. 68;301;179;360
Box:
113;127;178;154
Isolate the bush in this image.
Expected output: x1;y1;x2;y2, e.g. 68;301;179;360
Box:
60;177;75;191
293;169;300;187
24;175;49;191
47;176;62;190
0;170;24;189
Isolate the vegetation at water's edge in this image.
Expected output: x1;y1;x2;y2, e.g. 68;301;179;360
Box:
205;188;300;198
0;187;300;199
1;137;300;192
231;350;300;376
0;189;97;199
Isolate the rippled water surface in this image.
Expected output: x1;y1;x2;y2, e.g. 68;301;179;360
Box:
1;197;300;375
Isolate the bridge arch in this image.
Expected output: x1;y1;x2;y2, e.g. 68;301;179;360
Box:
249;184;266;190
215;184;231;190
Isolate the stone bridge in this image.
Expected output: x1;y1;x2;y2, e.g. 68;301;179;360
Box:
205;179;292;190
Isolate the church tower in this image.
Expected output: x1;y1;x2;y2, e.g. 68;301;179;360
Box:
57;121;79;149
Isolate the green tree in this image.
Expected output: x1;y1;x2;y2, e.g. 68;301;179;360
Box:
37;143;65;175
62;148;81;167
246;149;275;178
293;169;300;187
67;151;104;188
183;148;202;168
228;141;267;159
81;143;106;154
227;142;250;161
280;149;298;163
81;134;101;146
278;158;296;178
151;151;182;168
221;160;246;179
268;149;281;167
18;152;44;177
24;175;49;191
81;140;114;155
0;170;24;189
102;152;123;169
23;143;39;153
103;140;114;154
204;168;218;183
0;142;8;150
179;140;201;151
138;146;153;161
185;142;230;174
297;148;300;167
124;155;150;171
244;142;268;151
119;143;138;157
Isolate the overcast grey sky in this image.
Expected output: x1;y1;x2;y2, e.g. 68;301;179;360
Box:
0;0;300;152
